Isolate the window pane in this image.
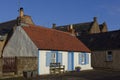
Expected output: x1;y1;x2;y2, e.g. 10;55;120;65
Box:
51;53;56;63
81;54;85;64
79;53;86;65
106;51;112;61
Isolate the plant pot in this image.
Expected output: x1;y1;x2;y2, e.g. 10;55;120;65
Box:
75;66;81;72
76;69;80;72
23;71;32;78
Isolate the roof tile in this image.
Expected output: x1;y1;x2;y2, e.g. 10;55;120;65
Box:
23;25;91;52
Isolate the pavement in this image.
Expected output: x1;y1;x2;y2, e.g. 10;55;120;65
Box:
0;72;21;79
1;70;120;80
70;70;120;80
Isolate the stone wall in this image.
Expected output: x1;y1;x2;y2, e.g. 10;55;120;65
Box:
90;21;100;34
0;35;8;57
112;50;120;70
16;57;38;75
0;58;2;76
92;50;120;71
101;23;108;33
91;51;106;69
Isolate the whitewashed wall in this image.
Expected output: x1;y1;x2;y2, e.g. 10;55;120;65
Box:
38;50;92;75
74;52;93;70
38;50;49;75
60;51;68;71
38;50;68;75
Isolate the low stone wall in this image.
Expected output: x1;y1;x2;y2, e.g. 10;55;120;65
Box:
16;57;38;75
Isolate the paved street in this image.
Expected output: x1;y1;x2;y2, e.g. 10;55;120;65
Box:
1;70;120;80
34;70;120;80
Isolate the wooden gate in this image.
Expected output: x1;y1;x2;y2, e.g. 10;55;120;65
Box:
3;57;17;73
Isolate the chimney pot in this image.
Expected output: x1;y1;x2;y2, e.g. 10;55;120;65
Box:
20;7;23;10
93;17;97;22
70;24;73;30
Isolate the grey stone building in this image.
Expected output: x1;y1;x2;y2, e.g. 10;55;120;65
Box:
0;8;37;76
52;17;108;36
77;30;120;71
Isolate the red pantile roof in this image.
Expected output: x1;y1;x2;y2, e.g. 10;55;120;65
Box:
23;25;91;52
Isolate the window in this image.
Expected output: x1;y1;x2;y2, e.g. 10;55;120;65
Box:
106;51;113;61
51;53;56;63
81;53;85;64
79;53;89;65
46;51;63;66
46;51;57;66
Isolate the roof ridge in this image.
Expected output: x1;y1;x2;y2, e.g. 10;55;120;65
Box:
25;25;75;37
74;21;93;25
0;19;16;24
56;21;93;27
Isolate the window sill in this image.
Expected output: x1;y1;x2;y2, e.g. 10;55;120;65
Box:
104;60;113;62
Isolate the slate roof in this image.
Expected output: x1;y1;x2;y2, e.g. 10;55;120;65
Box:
55;22;93;34
23;25;91;52
0;19;17;35
0;14;34;35
77;30;120;51
74;22;93;33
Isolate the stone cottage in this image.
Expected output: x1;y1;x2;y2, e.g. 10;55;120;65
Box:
0;8;92;76
0;7;36;76
3;24;92;75
78;30;120;71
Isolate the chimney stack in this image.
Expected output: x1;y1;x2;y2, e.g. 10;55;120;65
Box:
52;23;56;29
93;17;97;22
68;24;75;35
70;24;73;30
19;7;24;17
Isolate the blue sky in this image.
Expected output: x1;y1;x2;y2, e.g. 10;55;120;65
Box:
0;0;120;31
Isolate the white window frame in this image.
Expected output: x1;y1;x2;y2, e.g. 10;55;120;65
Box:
81;53;85;64
79;53;86;65
51;53;56;63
